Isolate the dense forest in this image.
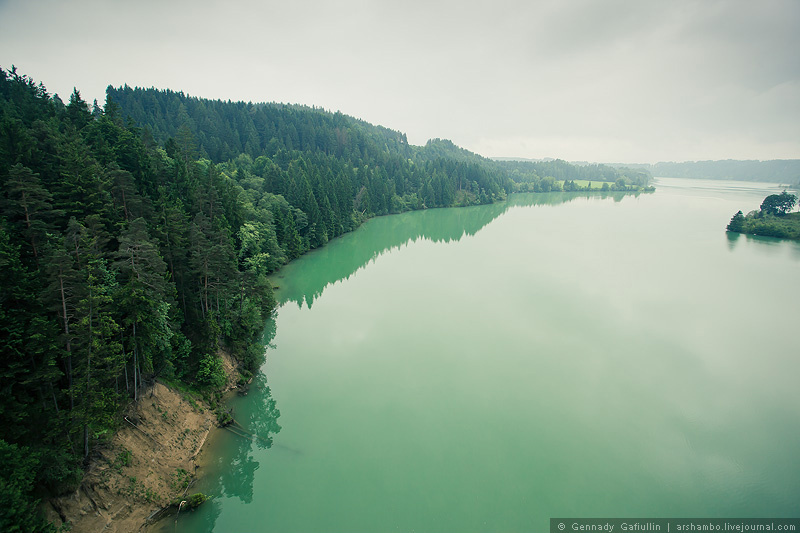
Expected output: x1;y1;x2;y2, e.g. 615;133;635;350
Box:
106;85;515;213
1;68;651;532
0;68;290;531
106;85;651;196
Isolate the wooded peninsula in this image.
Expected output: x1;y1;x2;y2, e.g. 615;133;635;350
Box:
727;191;800;240
0;67;651;531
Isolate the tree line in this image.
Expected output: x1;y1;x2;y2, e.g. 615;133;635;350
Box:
607;159;800;184
493;158;651;191
106;85;514;209
650;160;800;183
106;86;651;198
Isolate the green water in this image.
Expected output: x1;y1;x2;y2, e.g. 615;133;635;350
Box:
162;178;800;532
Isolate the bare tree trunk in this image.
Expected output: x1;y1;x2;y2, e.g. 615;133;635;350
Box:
122;187;129;221
133;321;138;402
137;360;143;398
72;234;81;268
121;332;129;393
50;383;59;414
84;287;93;459
204;270;209;317
21;192;39;260
67;355;74;411
180;279;187;321
58;273;75;412
161;205;176;281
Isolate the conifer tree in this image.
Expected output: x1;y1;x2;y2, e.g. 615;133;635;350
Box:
2;164;55;261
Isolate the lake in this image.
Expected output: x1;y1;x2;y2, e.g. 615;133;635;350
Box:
160;178;800;532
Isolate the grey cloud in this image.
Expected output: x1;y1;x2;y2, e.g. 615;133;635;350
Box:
0;0;797;162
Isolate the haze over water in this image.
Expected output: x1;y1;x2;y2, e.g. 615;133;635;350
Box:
163;178;800;532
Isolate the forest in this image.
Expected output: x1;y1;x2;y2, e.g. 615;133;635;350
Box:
0;68;291;531
726;191;800;240
493;158;651;191
106;85;651;197
1;68;648;532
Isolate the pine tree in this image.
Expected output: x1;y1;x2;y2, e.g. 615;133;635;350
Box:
2;164;55;261
115;218;174;399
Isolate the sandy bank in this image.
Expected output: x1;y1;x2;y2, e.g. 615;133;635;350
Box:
43;379;216;532
43;344;250;532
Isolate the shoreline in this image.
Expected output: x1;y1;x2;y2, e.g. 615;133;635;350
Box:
44;380;216;533
45;188;655;532
143;381;246;532
45;351;243;533
141;397;232;532
141;352;247;532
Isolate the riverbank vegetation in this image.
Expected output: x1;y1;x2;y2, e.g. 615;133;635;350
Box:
726;191;800;240
1;67;651;531
493;158;651;192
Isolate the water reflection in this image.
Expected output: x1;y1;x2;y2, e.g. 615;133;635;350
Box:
170;376;281;532
164;181;800;532
271;191;636;309
220;375;281;502
726;226;800;255
739;233;800;258
726;232;740;250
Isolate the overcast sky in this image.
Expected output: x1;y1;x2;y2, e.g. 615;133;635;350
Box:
1;0;798;163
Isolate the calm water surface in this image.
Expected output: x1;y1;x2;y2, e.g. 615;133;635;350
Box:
162;178;800;532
